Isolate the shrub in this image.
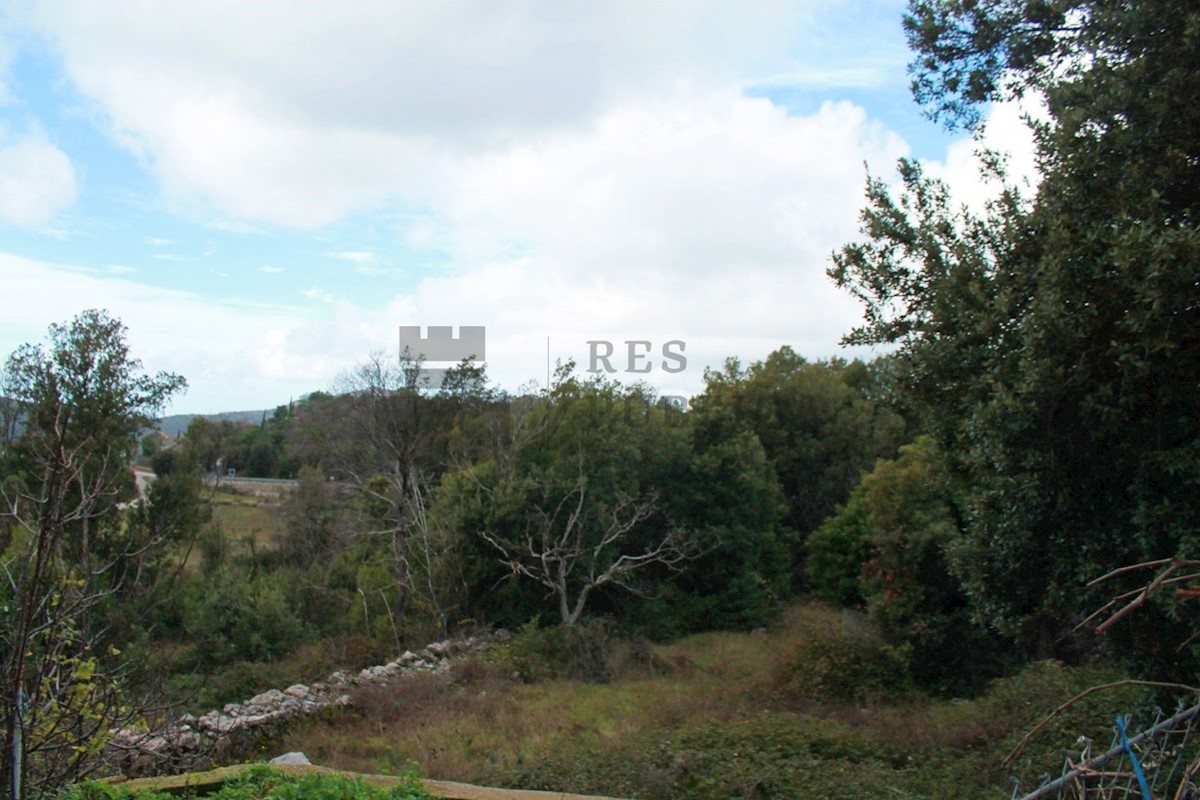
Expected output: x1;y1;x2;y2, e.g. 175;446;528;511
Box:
772;622;911;704
806;493;871;606
490;618;615;683
182;567;307;669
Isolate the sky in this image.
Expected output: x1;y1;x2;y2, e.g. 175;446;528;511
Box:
0;1;1038;414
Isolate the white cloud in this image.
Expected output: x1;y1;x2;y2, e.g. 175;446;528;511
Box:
326;249;402;277
748;66;890;91
2;1;996;413
326;251;377;265
0;128;77;227
922;99;1044;211
283;92;908;398
433;93;903;277
26;1;837;227
0;253;316;412
0;85;909;410
303;285;337;304
258;265;284;274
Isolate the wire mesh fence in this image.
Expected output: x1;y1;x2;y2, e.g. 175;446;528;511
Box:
1012;698;1200;800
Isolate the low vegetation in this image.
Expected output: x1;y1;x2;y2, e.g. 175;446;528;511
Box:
59;765;432;800
272;604;1141;800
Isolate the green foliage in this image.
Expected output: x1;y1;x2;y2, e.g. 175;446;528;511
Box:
439;369;702;627
515;713;906;800
180;412;295;480
512;657;1138;800
807;438;1010;693
489;618;616;683
279;467;341;563
644;429;789;635
435;365;795;635
56;782;174;800
270;601;1149;800
806;493;871;606
833;0;1200;673
772;621;912;704
182;568;306;669
689;348;909;585
516;659;1141;800
1;309;188;792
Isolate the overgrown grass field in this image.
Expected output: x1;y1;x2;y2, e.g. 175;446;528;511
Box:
209;492;279;549
268;605;1141;800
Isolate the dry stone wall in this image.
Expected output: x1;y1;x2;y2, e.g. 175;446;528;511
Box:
109;632;505;776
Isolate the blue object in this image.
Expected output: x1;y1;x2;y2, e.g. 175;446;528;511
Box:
1116;715;1152;800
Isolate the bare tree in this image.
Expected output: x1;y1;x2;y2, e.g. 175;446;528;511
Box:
481;471;706;626
297;349;437;643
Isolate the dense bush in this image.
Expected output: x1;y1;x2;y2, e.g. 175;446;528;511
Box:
806;437;1011;694
806;492;871;606
489;618;616;683
771;621;912;704
182;568;307;668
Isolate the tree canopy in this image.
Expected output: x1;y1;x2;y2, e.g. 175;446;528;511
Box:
831;0;1200;670
1;310;188;794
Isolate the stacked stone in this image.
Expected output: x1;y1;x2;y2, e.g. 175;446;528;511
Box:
108;632;504;776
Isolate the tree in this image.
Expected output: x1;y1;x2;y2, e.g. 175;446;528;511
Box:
831;0;1200;668
278;465;339;566
481;473;701;626
810;437;1008;693
442;366;711;627
292;350;498;642
688;349;908;586
652;427;791;634
0;310;186;795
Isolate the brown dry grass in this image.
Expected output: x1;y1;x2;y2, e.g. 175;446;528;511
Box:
265;604;1133;800
275;605;840;785
210;496;281;549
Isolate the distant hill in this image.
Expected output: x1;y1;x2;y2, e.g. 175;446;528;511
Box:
4;399;274;441
156;409;270;437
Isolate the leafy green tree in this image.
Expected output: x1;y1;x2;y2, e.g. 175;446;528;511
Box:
111;452;212;640
0;310;185;794
462;368;709;626
182;567;306;668
436;364;789;634
832;1;1200;670
651;429;791;633
807;438;1008;693
689;348;908;585
279;465;341;565
806;492;872;607
289;352;507;641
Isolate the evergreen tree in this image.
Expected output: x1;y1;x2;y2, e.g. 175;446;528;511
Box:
831;1;1200;671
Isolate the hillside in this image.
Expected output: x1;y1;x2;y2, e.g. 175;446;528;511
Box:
157;409;272;437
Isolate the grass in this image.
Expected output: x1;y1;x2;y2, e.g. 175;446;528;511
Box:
210;499;279;547
265;604;1144;799
60;764;433;800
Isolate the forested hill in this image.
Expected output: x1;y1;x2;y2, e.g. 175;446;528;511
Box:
158;409;271;437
